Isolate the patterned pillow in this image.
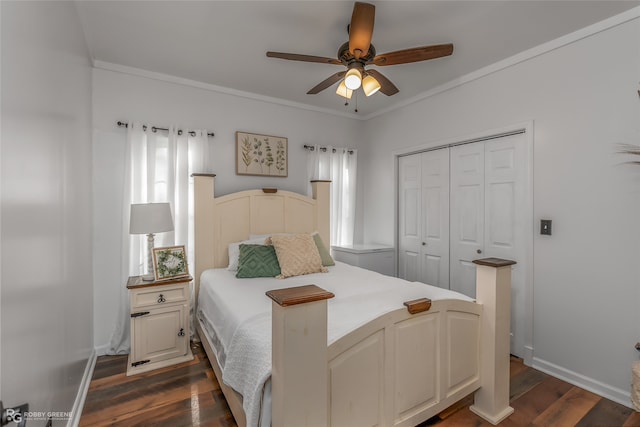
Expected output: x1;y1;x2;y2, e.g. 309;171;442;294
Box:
270;234;327;279
236;244;281;278
312;232;335;266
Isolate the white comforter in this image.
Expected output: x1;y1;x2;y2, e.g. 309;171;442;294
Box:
198;262;473;427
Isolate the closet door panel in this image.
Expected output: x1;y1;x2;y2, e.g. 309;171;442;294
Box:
420;149;449;288
484;135;527;357
450;144;484;298
485;139;518;259
398;155;421;282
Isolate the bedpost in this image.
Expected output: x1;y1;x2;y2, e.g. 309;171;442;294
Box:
192;173;216;304
267;285;335;427
470;257;516;425
311;180;330;247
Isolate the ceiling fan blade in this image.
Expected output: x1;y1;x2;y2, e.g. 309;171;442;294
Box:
307;71;347;94
349;2;375;59
266;51;342;65
372;43;454;66
366;69;399;96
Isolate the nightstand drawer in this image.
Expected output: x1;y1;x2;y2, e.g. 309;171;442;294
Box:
131;284;188;309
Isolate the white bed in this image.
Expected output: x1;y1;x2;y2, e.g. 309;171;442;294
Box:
192;174;515;427
197;262;475;426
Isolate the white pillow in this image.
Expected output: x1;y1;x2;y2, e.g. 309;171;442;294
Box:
249;233;272;241
227;238;267;271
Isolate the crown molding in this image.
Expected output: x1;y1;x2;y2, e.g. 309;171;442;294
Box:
93;60;362;121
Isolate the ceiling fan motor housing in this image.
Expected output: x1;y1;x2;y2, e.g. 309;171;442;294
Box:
338;41;376;66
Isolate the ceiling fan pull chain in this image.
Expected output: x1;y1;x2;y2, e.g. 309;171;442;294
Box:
354;90;359;113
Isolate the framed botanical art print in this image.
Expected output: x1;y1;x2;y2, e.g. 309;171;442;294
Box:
236;131;288;177
152;245;189;281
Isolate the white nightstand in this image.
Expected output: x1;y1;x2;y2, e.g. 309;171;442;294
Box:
331;244;395;276
126;275;193;376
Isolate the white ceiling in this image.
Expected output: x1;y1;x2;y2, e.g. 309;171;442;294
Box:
76;1;639;117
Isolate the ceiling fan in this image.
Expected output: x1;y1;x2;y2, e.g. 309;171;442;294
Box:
266;2;453;99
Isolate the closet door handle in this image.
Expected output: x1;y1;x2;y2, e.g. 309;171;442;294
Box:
477;249;482;254
422;242;426;246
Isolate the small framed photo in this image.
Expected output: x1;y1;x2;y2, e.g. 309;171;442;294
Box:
236;131;288;177
153;245;189;281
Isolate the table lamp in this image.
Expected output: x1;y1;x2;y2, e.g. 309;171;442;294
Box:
129;202;174;281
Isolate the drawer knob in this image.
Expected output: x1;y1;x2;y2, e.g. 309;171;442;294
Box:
157;294;166;303
178;328;185;337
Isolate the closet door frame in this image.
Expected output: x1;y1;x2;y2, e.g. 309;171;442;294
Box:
393;122;534;365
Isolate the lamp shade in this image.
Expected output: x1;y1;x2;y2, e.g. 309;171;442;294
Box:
344;67;362;90
362;75;381;96
129;203;174;235
336;80;353;99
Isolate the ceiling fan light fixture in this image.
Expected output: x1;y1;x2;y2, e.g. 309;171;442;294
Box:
362;75;381;96
336;80;353;99
344;67;362;90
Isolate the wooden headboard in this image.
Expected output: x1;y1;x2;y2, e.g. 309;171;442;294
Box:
192;174;330;298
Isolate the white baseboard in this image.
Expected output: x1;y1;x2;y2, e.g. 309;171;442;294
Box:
67;349;97;427
532;356;631;408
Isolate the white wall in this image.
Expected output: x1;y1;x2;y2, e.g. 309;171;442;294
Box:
1;0;94;421
360;12;640;405
92;68;361;351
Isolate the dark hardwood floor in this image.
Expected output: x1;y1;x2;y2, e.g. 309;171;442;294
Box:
80;342;640;426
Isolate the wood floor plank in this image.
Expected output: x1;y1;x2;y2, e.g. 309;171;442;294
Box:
508;365;549;401
531;386;601;426
623;409;640;426
84;361;210;407
106;391;235;427
575;397;634;427
81;344;219;426
508;356;529;378
500;375;573;427
88;350;204;392
434;394;474;420
90;354;128;381
427;404;494;427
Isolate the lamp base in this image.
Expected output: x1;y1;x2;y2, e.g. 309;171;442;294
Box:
141;273;155;282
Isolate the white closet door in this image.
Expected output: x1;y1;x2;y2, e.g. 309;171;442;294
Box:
398;154;421;282
420;149;450;288
449;134;528;357
484;134;528;356
398;133;529;357
450;143;485;298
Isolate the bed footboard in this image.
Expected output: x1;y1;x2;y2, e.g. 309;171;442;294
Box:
269;258;515;427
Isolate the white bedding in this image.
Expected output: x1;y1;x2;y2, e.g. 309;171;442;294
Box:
197;261;473;427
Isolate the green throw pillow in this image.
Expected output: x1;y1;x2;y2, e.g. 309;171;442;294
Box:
236;244;281;278
312;232;335;266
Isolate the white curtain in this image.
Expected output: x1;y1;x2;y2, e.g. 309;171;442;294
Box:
306;145;357;246
108;122;212;354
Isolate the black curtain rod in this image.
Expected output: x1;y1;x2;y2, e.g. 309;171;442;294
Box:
117;121;214;138
304;144;354;155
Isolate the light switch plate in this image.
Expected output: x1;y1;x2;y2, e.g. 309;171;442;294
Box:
541;219;552;235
